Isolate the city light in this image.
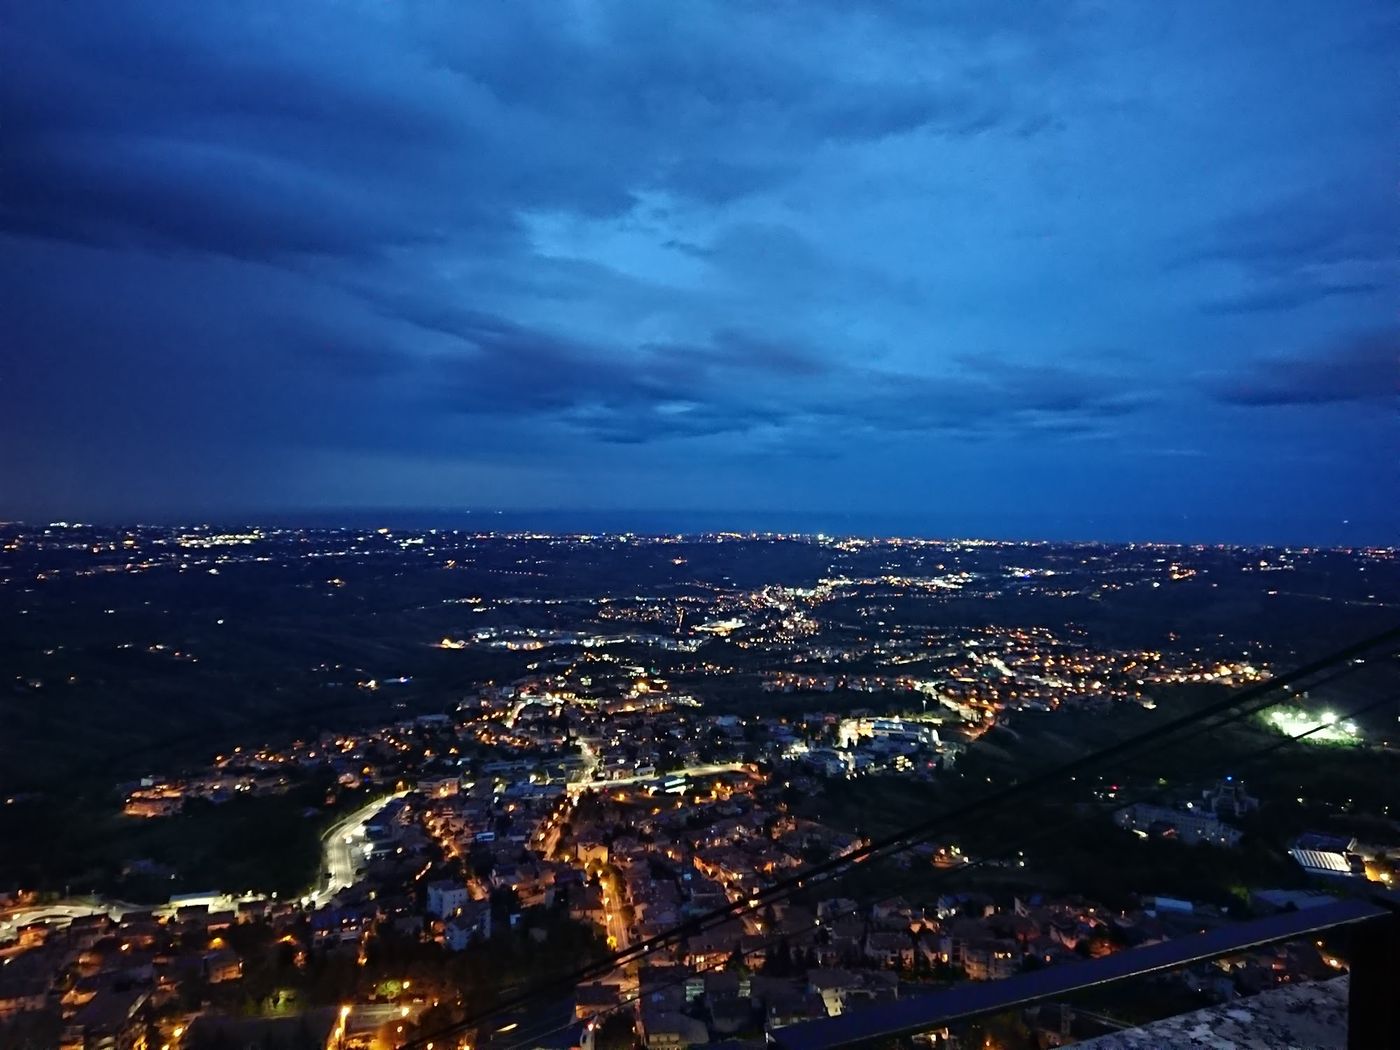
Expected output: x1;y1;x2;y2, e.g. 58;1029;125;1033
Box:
1267;709;1361;744
3;517;1393;1049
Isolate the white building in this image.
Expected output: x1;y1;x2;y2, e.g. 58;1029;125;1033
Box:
1289;833;1362;877
1114;803;1243;847
838;717;940;749
426;880;472;918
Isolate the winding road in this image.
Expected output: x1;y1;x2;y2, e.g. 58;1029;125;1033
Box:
1;793;404;940
313;791;406;904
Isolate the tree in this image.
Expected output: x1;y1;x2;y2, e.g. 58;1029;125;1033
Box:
469;844;494;880
765;940;793;976
490;886;521;925
595;1012;637;1050
727;943;747;971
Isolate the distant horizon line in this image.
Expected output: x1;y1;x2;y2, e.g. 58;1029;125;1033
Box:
2;505;1395;551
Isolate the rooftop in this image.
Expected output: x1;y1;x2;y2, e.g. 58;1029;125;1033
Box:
1075;976;1349;1050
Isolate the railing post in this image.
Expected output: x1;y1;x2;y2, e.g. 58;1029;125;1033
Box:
1347;908;1400;1050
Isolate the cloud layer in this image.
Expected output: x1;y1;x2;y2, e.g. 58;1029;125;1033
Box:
1;1;1396;541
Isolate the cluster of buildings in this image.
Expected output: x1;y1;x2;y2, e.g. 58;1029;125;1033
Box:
782;715;958;779
753;624;1268;729
122;767;297;818
605;888;1338;1050
1287;832;1397;884
0;649;1144;1047
9;526;1392;1048
8;623;1370;1050
1112;777;1259;848
0;894;260;1050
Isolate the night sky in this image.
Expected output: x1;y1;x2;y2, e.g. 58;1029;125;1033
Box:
2;2;1396;543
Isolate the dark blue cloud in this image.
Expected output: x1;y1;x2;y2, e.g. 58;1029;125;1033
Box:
1200;280;1385;315
1187;184;1399;275
1211;328;1397;407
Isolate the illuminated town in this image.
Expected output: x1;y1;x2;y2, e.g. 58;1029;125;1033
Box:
6;0;1397;1042
1;524;1397;1048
